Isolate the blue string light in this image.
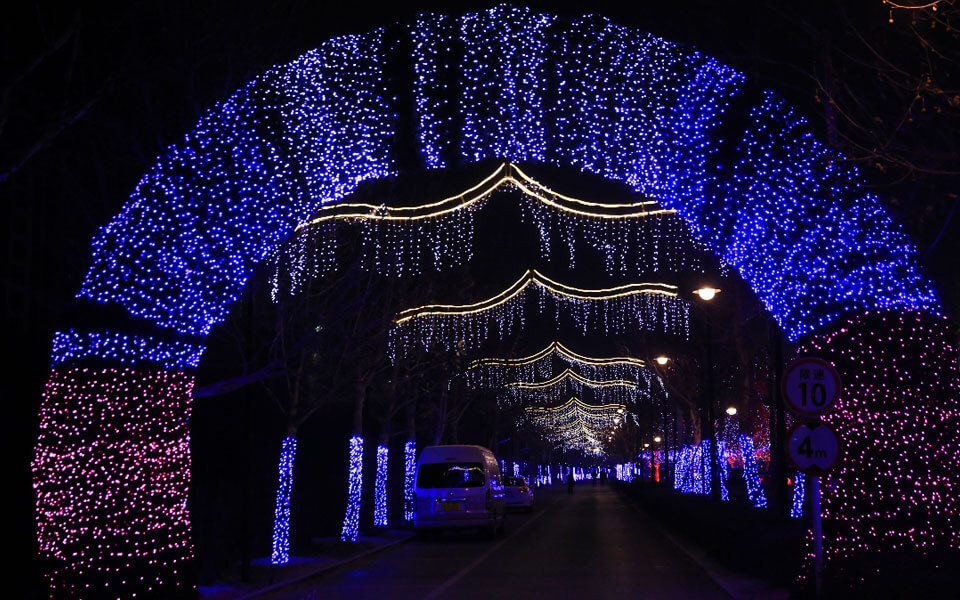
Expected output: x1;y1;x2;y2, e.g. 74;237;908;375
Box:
270;436;297;564
688;445;701;493
718;441;731;502
699;439;712;496
411;12;452;169
374;444;389;528
674;443;713;496
739;434;767;509
78;32;394;336
685;92;939;339
51;330;204;370
674;447;690;491
340;435;363;542
458;7;553;163
403;440;416;522
791;472;806;519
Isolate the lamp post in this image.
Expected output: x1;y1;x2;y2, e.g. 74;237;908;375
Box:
650;356;679;484
648;355;668;482
695;286;722;501
768;318;789;519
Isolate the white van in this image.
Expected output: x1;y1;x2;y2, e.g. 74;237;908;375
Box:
413;445;505;536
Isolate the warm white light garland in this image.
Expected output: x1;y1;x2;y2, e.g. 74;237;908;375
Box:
525;397;624;454
268;162;709;295
389;270;689;359
503;368;638;407
465;340;653;388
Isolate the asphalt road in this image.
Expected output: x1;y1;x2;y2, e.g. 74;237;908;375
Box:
267;484;733;600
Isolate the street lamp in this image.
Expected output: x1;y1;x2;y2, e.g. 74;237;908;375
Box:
694;287;721;301
653;436;662;443
693;285;722;500
655;355;670;366
725;406;738;416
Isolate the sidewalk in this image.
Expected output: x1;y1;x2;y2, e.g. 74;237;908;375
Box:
615;483;801;599
199;530;414;600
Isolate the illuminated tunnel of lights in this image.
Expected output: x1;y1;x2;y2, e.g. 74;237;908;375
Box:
32;4;960;597
524;397;626;454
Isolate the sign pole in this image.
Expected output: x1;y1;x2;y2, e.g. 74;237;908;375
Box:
782;356;843;600
812;475;823;599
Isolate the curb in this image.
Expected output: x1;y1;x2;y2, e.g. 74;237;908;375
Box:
236;533;414;599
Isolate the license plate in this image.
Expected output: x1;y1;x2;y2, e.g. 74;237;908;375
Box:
440;501;463;512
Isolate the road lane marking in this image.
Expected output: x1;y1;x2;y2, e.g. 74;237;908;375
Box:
422;497;563;600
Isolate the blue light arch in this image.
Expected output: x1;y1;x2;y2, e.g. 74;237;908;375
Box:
77;5;937;341
33;5;953;598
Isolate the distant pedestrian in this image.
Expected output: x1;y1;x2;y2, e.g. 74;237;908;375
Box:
591;468;597;486
567;470;575;494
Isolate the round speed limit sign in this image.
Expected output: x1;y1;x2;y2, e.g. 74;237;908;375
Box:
787;421;841;475
782;357;842;418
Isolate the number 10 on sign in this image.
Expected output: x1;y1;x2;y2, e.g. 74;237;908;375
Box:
782;357;842;417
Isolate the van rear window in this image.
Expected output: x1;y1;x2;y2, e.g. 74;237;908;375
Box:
417;462;485;488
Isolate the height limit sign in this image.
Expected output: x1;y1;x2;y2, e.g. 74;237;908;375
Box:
787;421;841;475
782;356;844;475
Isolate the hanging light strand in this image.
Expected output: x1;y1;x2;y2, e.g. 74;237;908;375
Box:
389;270;689;360
466;340;652;388
270;162;708;293
524;397;624;454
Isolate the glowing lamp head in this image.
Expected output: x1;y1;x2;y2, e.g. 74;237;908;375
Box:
726;406;738;416
654;436;662;443
643;443;650;448
655;356;670;366
694;287;720;301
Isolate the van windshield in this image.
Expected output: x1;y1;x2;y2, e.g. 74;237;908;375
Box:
417;462;485;488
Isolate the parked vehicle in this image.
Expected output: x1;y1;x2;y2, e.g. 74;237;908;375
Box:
502;476;535;511
413;445;505;536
